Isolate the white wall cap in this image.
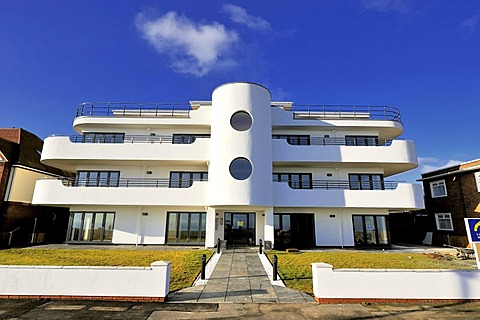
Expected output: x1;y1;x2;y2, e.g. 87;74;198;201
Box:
311;262;333;269
151;261;171;267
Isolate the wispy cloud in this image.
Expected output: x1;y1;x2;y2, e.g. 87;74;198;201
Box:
360;0;414;14
135;11;238;77
418;157;463;174
222;4;271;31
461;13;480;32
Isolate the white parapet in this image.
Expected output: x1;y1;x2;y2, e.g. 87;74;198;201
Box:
0;261;170;300
312;263;480;300
274;182;424;210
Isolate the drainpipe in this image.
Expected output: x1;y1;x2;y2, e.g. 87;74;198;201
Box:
136;207;143;247
456;175;467;218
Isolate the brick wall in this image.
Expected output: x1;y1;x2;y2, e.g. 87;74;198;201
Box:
0;128;21;144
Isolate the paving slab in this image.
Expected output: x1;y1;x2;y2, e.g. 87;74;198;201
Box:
169;246;315;303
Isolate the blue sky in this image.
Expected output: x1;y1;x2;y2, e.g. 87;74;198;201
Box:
1;1;479;182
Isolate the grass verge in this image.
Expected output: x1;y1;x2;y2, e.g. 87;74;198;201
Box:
267;250;476;294
0;248;213;292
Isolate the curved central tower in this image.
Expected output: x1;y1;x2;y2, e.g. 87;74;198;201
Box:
208;82;273;207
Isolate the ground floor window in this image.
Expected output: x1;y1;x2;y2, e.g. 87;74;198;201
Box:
352;215;390;246
166;212;206;244
274;213;315;249
67;212;115;242
435;213;454;231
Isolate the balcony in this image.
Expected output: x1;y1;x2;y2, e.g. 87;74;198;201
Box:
40;135;210;171
272;138;418;176
273;181;424;210
271;104;403;137
32;178;208;207
73;102;212;131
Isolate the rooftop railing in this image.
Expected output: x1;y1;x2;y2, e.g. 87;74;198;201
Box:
59;177;207;188
274;179;402;190
75;102;192;118
283;105;401;122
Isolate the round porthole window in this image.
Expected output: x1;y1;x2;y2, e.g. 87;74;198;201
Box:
229;157;252;180
230;111;252;131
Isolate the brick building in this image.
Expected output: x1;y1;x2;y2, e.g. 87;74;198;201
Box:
0;128;72;247
420;159;480;247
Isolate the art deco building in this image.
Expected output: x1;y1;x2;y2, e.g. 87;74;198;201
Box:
32;82;424;248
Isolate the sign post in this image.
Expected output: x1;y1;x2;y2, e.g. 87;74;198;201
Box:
464;218;480;269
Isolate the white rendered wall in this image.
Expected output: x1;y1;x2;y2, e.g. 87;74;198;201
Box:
312;263;480;300
208;82;273;207
0;261;170;299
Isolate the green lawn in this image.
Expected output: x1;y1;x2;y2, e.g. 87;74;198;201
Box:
267;251;476;294
0;248;213;292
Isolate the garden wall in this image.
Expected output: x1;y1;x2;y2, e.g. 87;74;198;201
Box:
312;262;480;303
0;261;170;302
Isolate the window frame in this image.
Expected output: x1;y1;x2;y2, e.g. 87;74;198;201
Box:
272;134;311;146
75;170;120;187
434;213;454;231
66;211;116;242
165;211;207;244
430;179;447;198
169;171;208;188
172;134;210;144
273;172;313;189
349;174;384;190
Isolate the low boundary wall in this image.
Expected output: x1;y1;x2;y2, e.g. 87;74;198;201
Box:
312;263;480;303
0;261;170;302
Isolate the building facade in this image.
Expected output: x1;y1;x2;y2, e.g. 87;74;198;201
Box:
0;128;72;247
420;159;480;247
32;82;424;248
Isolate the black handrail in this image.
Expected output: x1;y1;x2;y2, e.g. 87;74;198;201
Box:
60;177;208;188
75;102;192;118
272;136;393;146
280;105;401;122
274;179;402;190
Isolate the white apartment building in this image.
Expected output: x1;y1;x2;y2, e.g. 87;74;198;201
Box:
32;82;424;248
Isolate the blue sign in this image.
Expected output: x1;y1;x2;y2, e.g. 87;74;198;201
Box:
468;219;480;242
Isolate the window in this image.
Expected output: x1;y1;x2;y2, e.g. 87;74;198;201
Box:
67;212;115;242
349;174;384;190
76;171;120;187
82;132;125;143
166;212;206;244
169;171;208;188
352;215;390;246
430;180;447;198
273;173;312;189
435;213;454;231
229;157;252;180
172;134;210;144
272;135;311;145
345;136;378;146
230;111;252;131
475;172;480;192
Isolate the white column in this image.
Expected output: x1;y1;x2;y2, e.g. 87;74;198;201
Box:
264;207;274;247
205;207;217;248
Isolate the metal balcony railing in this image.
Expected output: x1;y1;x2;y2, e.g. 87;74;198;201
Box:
67;135;210;144
59;177;207;188
279;105;401;122
274;179;401;190
75;102;192;118
272;136;393;146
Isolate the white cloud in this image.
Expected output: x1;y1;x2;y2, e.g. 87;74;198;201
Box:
462;13;480;31
360;0;413;14
418;157;463;174
222;4;271;31
135;11;239;77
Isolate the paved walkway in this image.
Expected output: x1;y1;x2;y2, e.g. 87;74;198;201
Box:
168;247;314;303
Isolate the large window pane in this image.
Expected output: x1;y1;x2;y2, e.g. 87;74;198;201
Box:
190;213;200;242
178;213;189;243
364;216;377;244
104;213;114;241
167;213;178;243
76;172;88;187
200;213;206;243
70;212;83;241
82;213;93;241
92;213;104;241
353;216;365;245
376;216;389;244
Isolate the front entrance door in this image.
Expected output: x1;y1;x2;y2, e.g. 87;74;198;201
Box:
224;212;256;245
